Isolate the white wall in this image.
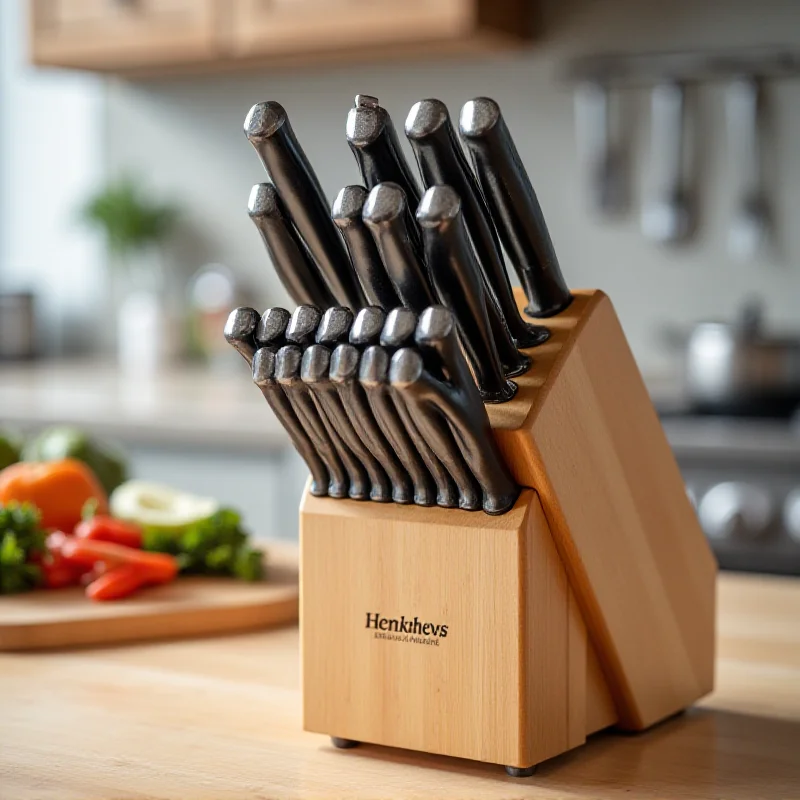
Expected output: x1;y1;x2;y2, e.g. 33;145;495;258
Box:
7;0;800;369
0;0;105;353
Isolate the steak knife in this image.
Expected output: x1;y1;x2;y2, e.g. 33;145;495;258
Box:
330;343;413;505
302;344;388;502
415;307;519;514
252;347;330;497
275;345;349;499
390;348;482;511
224;307;260;367
459;97;572;318
358;345;437;507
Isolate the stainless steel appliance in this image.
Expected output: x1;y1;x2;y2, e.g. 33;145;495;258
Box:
0;292;36;360
662;414;800;575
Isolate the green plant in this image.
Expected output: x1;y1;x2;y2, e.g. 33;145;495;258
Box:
81;177;178;261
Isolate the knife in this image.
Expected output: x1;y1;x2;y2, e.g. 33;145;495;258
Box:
302;344;389;502
285;304;322;348
248;183;336;309
332;186;400;310
358;345;436;507
362;183;435;313
346;94;423;259
330;343;413;505
275;344;349;499
349;306;387;348
379;306;418;350
224;307;260;367
415;307;519;514
255;307;291;349
416;185;519;403
252;347;330;497
390;348;482;511
405;99;548;348
378;314;458;508
315;306;354;346
244;101;364;308
459;97;572;318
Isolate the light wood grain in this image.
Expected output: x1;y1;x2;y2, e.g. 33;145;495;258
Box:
0;545;298;650
0;569;798;799
301;489;610;768
29;0;534;74
30;0;221;69
488;289;717;731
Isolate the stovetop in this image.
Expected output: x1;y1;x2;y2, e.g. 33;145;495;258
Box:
658;410;800;577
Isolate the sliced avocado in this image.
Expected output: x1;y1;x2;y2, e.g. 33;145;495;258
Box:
110;481;219;532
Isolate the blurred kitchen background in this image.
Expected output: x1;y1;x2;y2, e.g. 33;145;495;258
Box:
1;0;799;572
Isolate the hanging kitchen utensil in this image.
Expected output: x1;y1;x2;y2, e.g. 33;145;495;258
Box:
726;77;770;261
641;81;693;244
572;82;627;217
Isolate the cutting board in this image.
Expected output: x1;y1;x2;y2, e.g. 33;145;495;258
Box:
0;542;298;651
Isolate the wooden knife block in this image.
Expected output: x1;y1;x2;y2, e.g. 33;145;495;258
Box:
299;289;716;773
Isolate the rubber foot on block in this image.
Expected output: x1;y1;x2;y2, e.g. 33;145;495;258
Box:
505;764;536;778
331;737;359;749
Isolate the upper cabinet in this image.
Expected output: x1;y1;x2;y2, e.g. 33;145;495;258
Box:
29;0;535;75
29;0;221;70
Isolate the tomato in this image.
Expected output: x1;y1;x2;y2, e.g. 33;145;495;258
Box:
40;532;85;589
74;516;143;549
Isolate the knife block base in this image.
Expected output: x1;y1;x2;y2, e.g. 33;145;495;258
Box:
298;287;716;773
486;289;716;731
300;488;617;771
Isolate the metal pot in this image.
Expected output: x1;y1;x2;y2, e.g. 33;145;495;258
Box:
684;303;800;416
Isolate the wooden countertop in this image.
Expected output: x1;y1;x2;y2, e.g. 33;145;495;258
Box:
1;570;799;799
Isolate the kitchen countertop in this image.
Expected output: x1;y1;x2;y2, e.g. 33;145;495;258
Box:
0;359;288;452
3;360;800;459
1;569;798;799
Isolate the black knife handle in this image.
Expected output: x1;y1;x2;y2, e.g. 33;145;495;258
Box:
316;306;354;346
256;307;291;349
459;98;572;318
393;348;519;515
346;96;423;259
390;349;481;511
380;307;418;350
224;307;260;367
405;99;548;349
302;344;387;502
358;346;441;508
363;183;435;313
416;185;517;403
415;305;473;389
332;186;400;310
248;184;336;309
330;343;413;505
252;347;329;497
285;305;322;347
244;101;364;309
275;345;349;499
350;306;387;348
